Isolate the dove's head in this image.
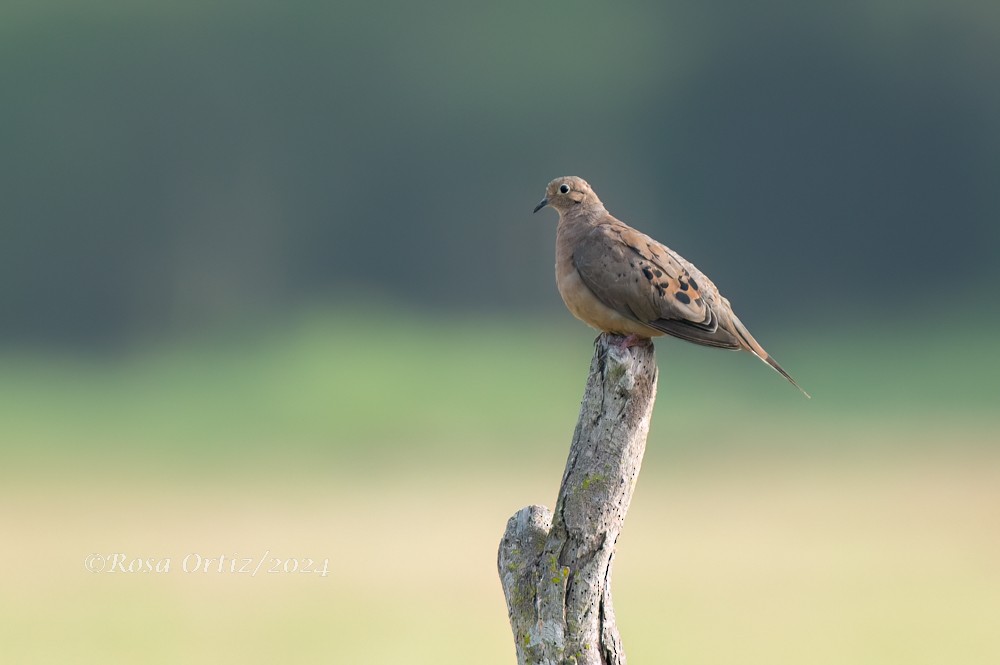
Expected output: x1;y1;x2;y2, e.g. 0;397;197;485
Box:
533;176;603;215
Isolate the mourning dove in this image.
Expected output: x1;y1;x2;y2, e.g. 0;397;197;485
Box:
534;176;809;397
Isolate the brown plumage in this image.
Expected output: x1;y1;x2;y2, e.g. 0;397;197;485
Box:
534;176;809;398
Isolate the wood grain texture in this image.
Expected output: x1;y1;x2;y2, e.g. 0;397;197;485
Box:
498;333;658;664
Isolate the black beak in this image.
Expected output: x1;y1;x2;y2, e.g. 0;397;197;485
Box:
533;197;548;214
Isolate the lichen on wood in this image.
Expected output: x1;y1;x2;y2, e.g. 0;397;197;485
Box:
498;333;658;665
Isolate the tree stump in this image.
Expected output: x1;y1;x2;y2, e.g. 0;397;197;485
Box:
498;333;658;665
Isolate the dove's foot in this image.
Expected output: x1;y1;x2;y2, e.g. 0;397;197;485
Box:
619;333;652;349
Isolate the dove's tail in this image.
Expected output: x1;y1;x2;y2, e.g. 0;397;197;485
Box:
731;315;811;399
760;354;811;399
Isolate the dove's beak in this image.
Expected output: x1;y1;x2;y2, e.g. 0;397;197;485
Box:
533;197;548;214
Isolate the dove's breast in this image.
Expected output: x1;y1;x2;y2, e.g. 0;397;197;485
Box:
555;224;663;337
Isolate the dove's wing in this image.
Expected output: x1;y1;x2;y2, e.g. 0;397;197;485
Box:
572;220;742;350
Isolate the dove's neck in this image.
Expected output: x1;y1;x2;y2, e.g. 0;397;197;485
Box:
557;203;607;229
555;205;606;265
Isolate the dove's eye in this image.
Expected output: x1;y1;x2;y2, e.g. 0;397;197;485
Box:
559;184;570;194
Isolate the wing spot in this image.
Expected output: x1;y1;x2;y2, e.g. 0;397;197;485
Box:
688;278;699;291
641;267;654;281
674;292;691;305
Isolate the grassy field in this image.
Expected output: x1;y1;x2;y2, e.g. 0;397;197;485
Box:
2;454;998;664
1;310;998;663
2;308;996;464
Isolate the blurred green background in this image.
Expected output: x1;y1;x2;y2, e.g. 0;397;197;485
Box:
2;1;999;663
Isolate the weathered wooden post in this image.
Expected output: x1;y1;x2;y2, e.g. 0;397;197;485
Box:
498;333;658;664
